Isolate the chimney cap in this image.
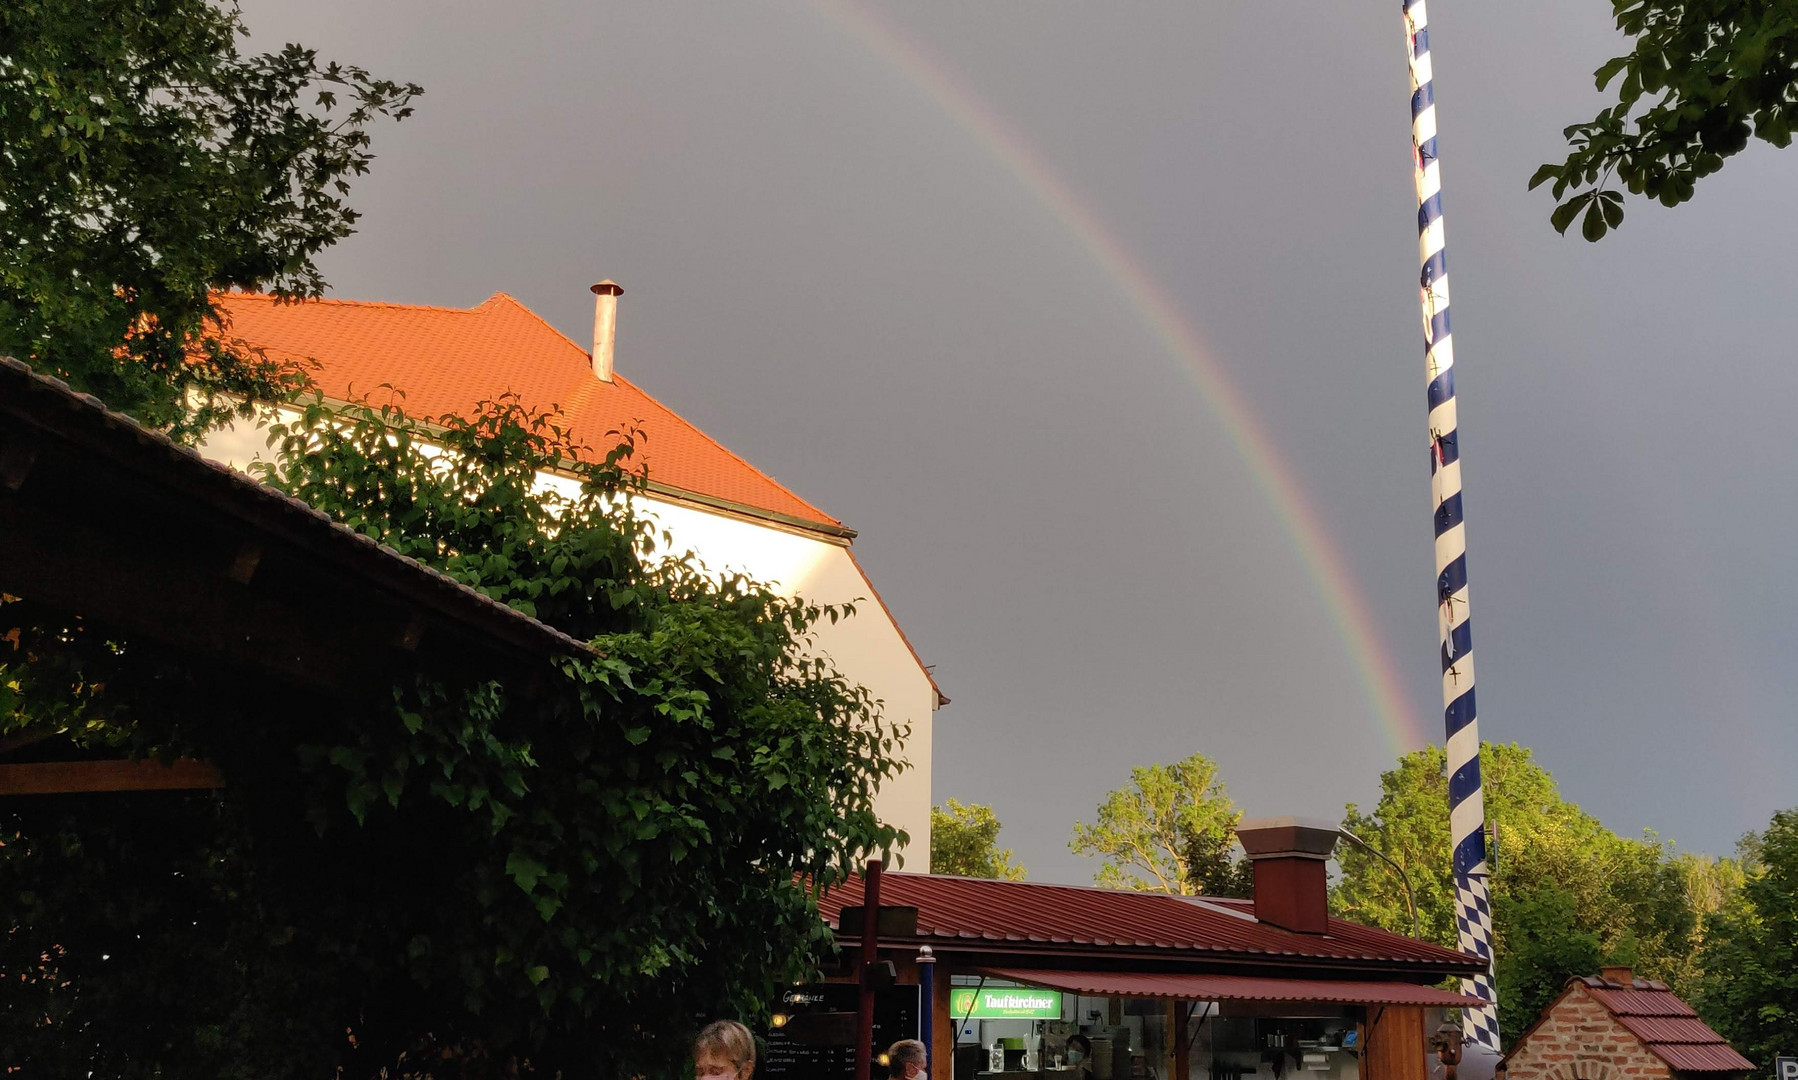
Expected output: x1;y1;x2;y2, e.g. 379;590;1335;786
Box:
590;280;623;297
1236;817;1341;860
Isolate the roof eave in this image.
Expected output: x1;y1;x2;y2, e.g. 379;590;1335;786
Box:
0;357;595;673
305;396;858;541
837;932;1488;980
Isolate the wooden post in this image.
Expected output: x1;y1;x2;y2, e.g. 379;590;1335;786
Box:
1365;1007;1427;1080
918;947;936;1074
1165;1002;1179;1080
931;963;954;1080
1173;1002;1192;1080
856;860;883;1080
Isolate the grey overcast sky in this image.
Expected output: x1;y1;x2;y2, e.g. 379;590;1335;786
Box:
241;0;1798;885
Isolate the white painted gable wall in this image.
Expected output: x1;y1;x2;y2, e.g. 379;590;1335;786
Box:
198;417;935;863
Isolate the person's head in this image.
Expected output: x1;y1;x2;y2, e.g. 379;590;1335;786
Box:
1067;1035;1092;1064
887;1039;928;1080
694;1020;756;1080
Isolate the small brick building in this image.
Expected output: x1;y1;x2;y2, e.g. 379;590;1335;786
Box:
1502;966;1752;1080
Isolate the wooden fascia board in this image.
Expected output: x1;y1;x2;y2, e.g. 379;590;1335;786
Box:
0;758;224;795
844;937;1487;981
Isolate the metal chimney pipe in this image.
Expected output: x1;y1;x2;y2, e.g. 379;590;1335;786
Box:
589;280;622;382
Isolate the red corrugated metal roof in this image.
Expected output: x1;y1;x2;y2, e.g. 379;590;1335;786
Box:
1584;981;1700;1018
1651;1044;1758;1074
819;873;1482;971
1572;976;1752;1075
1615;1017;1723;1044
977;969;1489;1008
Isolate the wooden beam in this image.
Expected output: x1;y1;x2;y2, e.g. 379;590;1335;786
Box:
226;540;263;584
0;441;35;491
0;758;224;795
394;611;427;651
0;492;369;692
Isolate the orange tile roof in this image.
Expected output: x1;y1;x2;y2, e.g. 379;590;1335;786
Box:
213;292;839;530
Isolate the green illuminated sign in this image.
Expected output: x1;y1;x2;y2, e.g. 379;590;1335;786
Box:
949;987;1063;1019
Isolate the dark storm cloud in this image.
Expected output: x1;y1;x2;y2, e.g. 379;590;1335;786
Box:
239;0;1798;883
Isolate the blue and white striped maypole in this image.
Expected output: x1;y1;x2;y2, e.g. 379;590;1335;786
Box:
1403;0;1501;1051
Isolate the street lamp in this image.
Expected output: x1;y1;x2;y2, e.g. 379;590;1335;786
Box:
1336;826;1419;940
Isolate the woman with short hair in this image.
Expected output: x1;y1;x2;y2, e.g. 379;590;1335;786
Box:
694;1020;757;1080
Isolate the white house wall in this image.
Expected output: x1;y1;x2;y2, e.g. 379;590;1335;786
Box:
198;418;934;863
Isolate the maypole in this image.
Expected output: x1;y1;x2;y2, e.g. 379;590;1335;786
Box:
1402;0;1501;1051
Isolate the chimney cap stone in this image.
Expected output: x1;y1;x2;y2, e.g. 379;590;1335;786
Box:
1236;817;1341;860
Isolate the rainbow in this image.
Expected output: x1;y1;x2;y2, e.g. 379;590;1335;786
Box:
812;0;1428;754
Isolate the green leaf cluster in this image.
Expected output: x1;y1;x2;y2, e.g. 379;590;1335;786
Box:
0;0;419;435
1695;809;1798;1075
1;394;908;1077
1335;743;1707;1043
1068;751;1252;898
1531;0;1798;240
931;798;1027;881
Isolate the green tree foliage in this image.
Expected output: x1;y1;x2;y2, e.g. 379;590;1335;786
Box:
1185;817;1255;900
0;396;908;1078
931;798;1027;880
1069;752;1251;897
1336;743;1700;1041
1531;0;1798;240
1695;808;1798;1072
0;0;419;435
1665;851;1746;990
1490;885;1605;1029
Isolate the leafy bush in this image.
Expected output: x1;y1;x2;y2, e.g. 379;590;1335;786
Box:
0;0;420;437
1;395;908;1078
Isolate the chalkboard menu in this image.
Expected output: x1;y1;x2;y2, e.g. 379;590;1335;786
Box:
762;984;920;1080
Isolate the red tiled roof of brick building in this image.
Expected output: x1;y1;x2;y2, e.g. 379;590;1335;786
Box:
213;292;839;530
1505;970;1752;1079
1577;974;1753;1074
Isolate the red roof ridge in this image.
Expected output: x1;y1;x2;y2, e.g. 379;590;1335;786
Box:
218;290;489;317
477;291;585;349
873;871;1113;893
1580;973;1672;992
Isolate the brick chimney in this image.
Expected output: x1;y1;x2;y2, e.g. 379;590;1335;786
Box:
1599;964;1635;987
589;280;622;382
1235;816;1340;934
